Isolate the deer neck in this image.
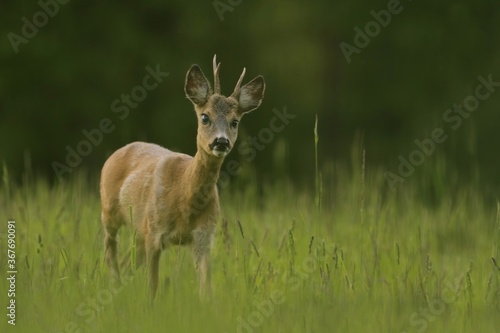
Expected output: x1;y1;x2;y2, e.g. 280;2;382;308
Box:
185;148;224;196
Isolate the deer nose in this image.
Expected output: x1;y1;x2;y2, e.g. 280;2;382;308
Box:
210;137;230;151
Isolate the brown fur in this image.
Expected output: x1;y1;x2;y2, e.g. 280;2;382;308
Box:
100;55;265;298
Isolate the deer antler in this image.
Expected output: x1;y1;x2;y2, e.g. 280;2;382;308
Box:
231;67;246;97
213;54;221;94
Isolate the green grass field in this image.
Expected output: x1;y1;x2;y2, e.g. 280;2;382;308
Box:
1;149;499;333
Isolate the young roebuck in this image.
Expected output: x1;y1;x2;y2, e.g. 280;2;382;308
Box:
100;55;265;298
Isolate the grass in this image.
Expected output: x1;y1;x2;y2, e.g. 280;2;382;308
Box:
0;149;499;333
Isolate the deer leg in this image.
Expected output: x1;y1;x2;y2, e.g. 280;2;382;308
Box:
146;232;162;298
120;248;131;272
102;217;121;283
135;233;146;269
119;231;146;271
192;225;215;299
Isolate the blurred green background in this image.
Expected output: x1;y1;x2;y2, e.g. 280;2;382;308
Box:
1;0;500;194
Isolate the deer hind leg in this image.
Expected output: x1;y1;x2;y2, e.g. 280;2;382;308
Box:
192;225;216;299
102;212;121;282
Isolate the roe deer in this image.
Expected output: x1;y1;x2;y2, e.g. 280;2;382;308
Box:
100;55;265;298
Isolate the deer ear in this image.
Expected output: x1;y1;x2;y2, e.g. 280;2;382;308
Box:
237;76;265;114
185;65;212;106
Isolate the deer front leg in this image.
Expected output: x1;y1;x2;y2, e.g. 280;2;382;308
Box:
102;217;121;283
135;233;146;269
120;233;146;271
192;225;215;299
146;231;162;299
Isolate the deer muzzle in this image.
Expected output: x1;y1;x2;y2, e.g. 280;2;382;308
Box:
209;137;231;157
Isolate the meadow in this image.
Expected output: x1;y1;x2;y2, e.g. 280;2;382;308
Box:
1;147;499;333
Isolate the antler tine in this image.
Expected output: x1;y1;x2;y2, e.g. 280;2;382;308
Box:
213;54;221;94
232;67;246;97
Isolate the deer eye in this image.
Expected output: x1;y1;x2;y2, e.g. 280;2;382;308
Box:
230;119;239;128
201;114;210;125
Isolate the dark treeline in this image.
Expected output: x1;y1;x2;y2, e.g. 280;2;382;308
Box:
1;0;500;193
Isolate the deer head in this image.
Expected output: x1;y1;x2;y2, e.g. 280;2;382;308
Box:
184;55;265;158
